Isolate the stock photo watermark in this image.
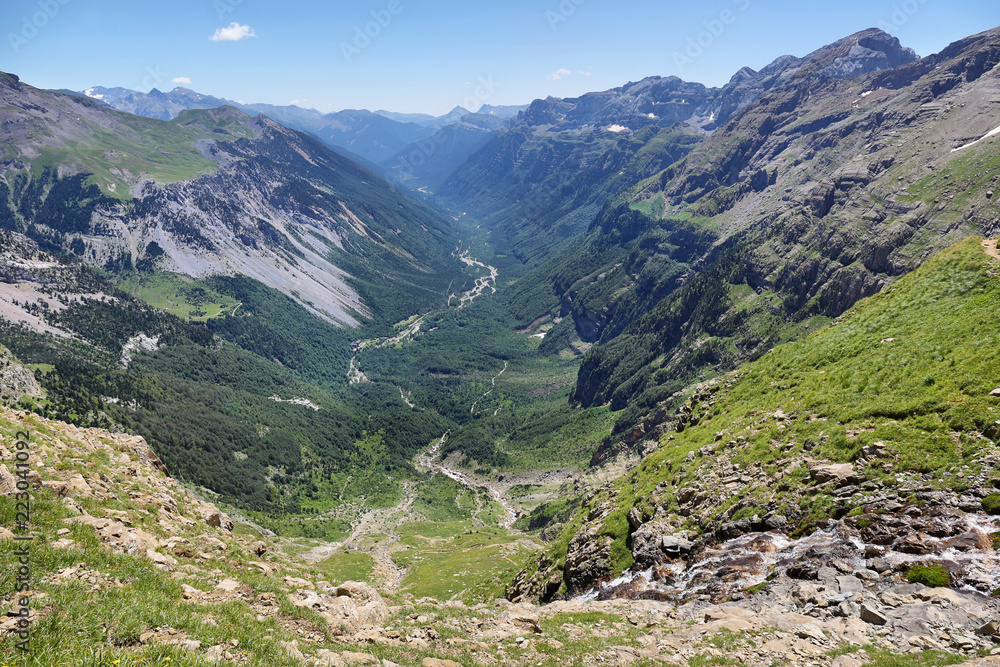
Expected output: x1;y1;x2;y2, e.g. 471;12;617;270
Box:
214;0;243;21
341;0;408;63
8;430;34;654
877;0;929;32
8;0;71;54
140;65;170;91
546;0;586;31
397;76;500;178
672;0;752;74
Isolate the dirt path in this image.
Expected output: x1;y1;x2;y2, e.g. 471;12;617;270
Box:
298;482;420;590
417;433;519;528
982;238;1000;261
470;361;508;415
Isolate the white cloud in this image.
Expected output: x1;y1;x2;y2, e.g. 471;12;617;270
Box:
172;76;192;85
210;22;256;42
550;68;572;81
578;70;593;77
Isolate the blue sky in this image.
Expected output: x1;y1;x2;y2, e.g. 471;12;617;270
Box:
1;0;996;115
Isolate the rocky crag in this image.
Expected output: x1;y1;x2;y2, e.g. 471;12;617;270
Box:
507;238;1000;667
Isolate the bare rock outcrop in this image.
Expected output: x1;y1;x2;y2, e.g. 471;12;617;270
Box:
0;343;42;405
291;581;390;636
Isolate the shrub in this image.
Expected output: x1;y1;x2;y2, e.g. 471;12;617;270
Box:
907;564;951;588
983;493;1000;515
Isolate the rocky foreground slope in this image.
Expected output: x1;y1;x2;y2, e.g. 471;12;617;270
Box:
3;396;1000;666
508;237;1000;659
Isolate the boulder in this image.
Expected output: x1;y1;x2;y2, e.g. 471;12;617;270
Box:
809;462;858;485
912;587;967;606
145;549;178;571
790;583;832;608
832;657;865;667
498;603;542;633
0;465;18;495
860;604;887;625
476;603;542;640
202;508;234;532
67;474;93;497
662;535;694;555
279;640;306;663
316;649;346;667
340;651;379;665
319;582;390;635
976;620;1000;637
215;578;242;592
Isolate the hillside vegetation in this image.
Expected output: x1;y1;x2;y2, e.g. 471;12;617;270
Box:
515;236;1000;598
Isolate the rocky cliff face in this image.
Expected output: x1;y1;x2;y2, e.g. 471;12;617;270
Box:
0;77;463;327
509;237;1000;639
440;29;927;337
0;343;41;404
568;26;1000;413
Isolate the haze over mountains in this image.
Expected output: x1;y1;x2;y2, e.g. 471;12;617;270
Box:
79;83;527;166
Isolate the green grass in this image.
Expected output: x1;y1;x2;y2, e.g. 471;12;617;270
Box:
119;271;241;320
907;564;952;588
861;645;967;667
498;405;617;471
33;126;217;199
392;523;535;602
0;488;308;667
25;105;257;200
983;493;1000;515
524;236;1000;588
313;552;376;583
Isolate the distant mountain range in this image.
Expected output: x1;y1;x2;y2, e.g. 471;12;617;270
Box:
78;84;528;167
502;26;1000;429
434;28;922;269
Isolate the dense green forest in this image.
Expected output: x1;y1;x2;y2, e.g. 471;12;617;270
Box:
0;226;612;531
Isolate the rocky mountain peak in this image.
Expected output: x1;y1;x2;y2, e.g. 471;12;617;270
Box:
0;71;23;92
728;66;758;84
806;27;919;78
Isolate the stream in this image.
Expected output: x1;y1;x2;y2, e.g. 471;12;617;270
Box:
417;432;519;529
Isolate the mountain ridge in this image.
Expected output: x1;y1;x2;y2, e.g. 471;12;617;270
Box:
1;73;466;327
483;26;1000;425
511;235;1000;608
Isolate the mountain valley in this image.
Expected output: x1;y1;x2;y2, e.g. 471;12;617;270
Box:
2;22;1000;667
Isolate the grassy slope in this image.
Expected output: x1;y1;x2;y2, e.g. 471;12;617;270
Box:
537;236;1000;580
30;109;254;199
0;408;310;667
118;271;241;321
0;405;968;667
